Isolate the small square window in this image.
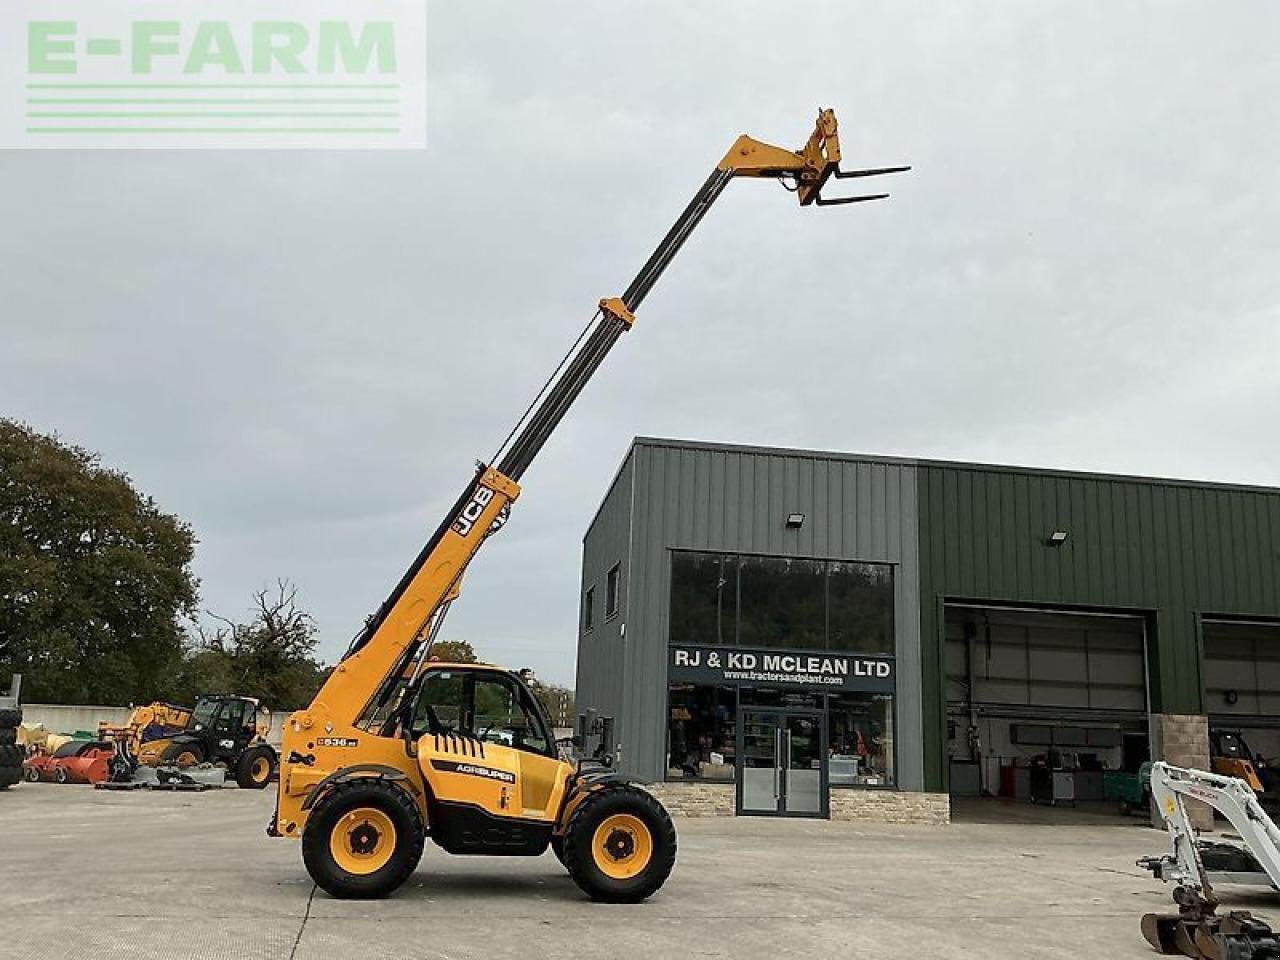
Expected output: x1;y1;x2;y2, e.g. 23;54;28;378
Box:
605;564;621;620
582;587;595;633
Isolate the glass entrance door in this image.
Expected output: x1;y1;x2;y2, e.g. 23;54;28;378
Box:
737;710;827;817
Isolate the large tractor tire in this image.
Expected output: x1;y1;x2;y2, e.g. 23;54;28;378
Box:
0;767;19;790
302;779;425;900
161;741;204;768
0;728;16;746
235;745;277;790
0;708;21;728
561;784;676;903
550;835;567;867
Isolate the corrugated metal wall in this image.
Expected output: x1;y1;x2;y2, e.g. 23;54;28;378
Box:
612;438;925;789
917;463;1280;791
575;454;635;753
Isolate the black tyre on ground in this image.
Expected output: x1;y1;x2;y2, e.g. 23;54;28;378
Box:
53;765;70;783
235;745;277;790
0;744;17;765
550;834;567;867
0;708;21;728
302;779;425;900
24;764;40;782
562;784;676;903
0;727;15;746
161;741;204;767
0;767;19;789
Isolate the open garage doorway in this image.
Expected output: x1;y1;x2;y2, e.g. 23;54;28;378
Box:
1203;617;1280;804
945;604;1151;824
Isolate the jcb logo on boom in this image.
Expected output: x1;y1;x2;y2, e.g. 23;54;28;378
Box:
452;486;495;537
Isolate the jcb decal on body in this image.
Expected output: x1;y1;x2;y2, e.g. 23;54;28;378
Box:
431;759;516;784
451;485;495;537
317;737;359;748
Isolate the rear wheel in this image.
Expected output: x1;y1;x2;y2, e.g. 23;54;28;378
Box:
302;779;424;899
235;746;276;789
53;765;69;783
562;785;676;903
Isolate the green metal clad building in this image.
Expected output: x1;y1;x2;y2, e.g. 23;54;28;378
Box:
575;437;1280;818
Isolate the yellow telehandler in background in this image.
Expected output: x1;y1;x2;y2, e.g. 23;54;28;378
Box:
101;695;277;789
269;109;907;901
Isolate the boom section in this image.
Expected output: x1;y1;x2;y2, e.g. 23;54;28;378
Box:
295;466;519;734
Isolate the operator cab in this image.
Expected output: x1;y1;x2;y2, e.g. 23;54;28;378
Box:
405;664;556;760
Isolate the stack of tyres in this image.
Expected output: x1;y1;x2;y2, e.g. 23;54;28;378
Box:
0;704;21;789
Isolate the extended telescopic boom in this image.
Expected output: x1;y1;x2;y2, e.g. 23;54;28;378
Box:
310;110;907;731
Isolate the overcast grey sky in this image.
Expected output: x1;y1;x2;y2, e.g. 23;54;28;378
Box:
3;2;1278;685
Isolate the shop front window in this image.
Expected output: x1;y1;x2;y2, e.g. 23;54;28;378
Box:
738;556;826;650
669;550;894;653
827;561;894;654
670;552;738;646
666;683;736;781
827;692;895;787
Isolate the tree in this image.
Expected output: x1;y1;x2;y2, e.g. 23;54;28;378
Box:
177;581;325;710
429;639;478;664
428;640;574;728
525;676;576;729
0;419;198;703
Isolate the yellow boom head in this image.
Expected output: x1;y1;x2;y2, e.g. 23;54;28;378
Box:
719;108;909;206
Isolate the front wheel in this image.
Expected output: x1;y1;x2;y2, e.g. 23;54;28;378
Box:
302;779;425;899
235;745;277;789
562;785;676;903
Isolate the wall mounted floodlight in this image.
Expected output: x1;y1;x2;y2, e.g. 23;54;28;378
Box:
1047;530;1069;546
786;513;806;529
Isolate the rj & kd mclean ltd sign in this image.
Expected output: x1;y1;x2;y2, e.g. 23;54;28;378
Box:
669;644;894;693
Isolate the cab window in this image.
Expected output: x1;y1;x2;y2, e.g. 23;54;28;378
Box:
189;699;219;730
413;672;464;735
473;675;549;754
411;670;550;756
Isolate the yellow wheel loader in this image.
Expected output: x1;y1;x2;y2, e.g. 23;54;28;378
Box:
269;109;906;902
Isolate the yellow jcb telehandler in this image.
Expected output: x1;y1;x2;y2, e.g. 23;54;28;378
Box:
269;109;906;901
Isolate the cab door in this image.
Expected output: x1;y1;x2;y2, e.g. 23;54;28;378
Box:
414;670;520;816
410;669;565;853
469;672;563;818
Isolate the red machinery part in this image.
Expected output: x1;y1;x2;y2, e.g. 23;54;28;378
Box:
23;742;116;784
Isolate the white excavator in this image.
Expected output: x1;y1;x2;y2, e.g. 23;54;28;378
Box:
1140;761;1280;958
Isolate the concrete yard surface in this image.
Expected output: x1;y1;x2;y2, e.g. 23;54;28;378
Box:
4;785;1277;959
